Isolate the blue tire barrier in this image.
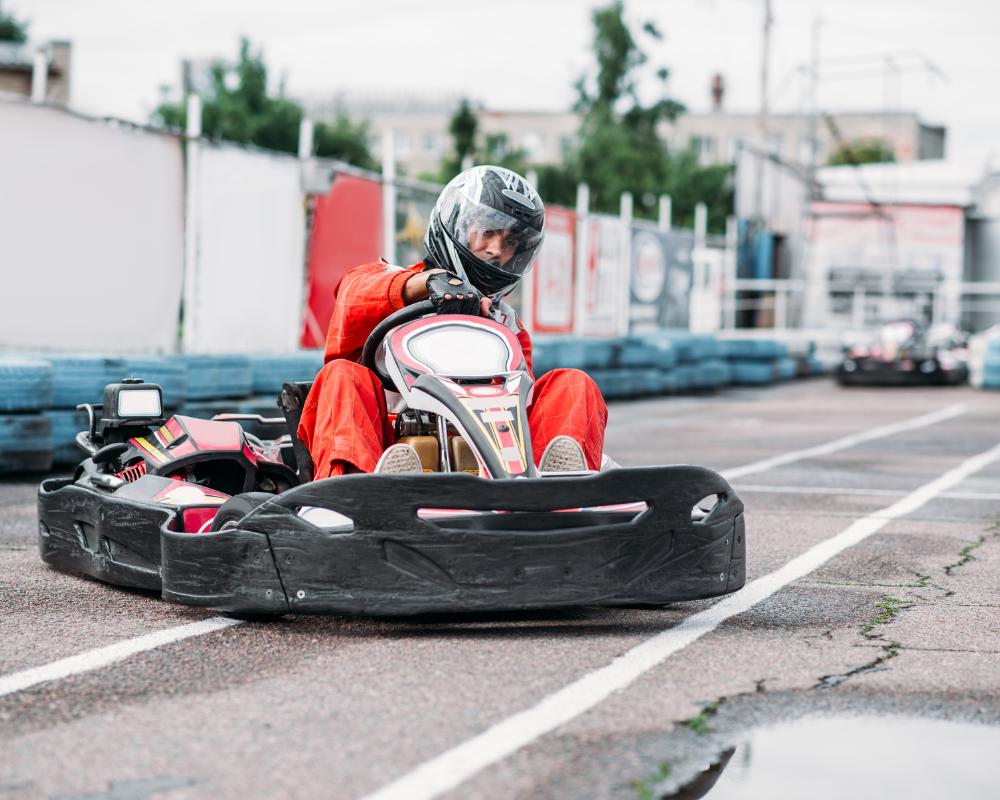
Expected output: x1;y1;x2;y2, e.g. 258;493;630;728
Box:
587;368;636;399
43;409;89;465
40;354;127;408
122;356;187;408
729;360;776;385
647;338;677;370
777;357;798;380
673;364;697;392
618;338;660;368
582;339;616;370
176;399;240;420
0;413;53;473
982;353;1000;388
638;368;662;396
696;358;729;389
215;354;253;399
249;351;326;396
173;355;218;401
0;356;55;412
555;339;588;370
657;370;679;394
807;356;826;375
722;340;786;360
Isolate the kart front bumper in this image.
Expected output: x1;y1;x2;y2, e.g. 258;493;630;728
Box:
39;466;746;616
162;467;746;615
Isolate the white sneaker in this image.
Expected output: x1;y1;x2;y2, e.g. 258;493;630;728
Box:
538;436;587;473
374;444;423;474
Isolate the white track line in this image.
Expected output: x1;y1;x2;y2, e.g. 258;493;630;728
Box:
360;440;1000;800
0;617;242;699
720;402;966;481
734;485;1000;502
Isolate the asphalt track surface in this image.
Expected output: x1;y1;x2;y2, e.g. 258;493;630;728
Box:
1;379;998;799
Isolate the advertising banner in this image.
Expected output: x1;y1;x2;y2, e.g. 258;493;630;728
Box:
301;173;383;348
802;201;965;328
577;214;626;337
523;205;575;334
393;182;438;269
628;226;694;332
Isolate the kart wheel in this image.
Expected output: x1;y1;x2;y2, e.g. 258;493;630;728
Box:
209;492;275;532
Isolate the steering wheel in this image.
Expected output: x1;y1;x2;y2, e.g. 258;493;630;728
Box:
361;299;435;391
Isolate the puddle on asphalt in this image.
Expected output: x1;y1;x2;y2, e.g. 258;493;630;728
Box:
658;716;1000;799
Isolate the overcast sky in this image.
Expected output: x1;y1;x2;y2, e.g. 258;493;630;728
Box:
9;0;1000;167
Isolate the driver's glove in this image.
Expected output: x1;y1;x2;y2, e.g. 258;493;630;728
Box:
426;272;484;316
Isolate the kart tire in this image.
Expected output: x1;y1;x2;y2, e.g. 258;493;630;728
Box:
43;354;128;408
209;492;275;532
172;355;218;401
0;356;55;411
42;409;89;465
249;351;325;396
215;354;253;399
0;414;53;474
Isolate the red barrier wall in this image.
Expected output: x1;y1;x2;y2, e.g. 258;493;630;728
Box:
301;173;383;348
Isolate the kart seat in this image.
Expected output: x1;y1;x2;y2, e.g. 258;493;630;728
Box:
278;381;315;483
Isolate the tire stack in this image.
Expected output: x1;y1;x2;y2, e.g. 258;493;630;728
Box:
42;355;128;468
0;356;55;473
982;339;1000;389
722;340;789;385
177;351;326;423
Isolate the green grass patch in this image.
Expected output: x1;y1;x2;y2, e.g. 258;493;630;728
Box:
861;596;904;636
945;537;984;575
682;701;721;735
630;761;672;800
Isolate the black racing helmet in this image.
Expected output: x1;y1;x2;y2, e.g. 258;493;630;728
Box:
424;166;545;299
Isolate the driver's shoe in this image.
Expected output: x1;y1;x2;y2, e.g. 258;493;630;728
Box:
538;435;588;473
374;443;424;474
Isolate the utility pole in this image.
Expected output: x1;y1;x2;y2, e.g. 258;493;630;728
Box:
753;0;773;223
807;13;821;197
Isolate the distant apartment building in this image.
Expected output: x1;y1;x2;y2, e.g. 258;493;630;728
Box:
665;111;946;168
314;90;945;177
313;93;578;178
0;40;72;104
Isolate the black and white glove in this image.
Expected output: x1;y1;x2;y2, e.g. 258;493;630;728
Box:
426;272;484;316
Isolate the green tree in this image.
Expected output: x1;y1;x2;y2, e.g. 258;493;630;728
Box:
538;1;732;232
827;138;895;167
432;99;531;184
0;1;28;42
152;39;374;169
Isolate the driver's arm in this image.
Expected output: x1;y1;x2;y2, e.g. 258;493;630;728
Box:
324;262;424;363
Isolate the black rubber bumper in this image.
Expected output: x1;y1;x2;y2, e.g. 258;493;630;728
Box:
159;467;747;616
37;477;167;591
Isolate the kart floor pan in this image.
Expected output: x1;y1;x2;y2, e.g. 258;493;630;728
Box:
159;466;746;616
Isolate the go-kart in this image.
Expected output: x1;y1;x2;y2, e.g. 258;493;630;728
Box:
836;320;965;386
37;301;746;616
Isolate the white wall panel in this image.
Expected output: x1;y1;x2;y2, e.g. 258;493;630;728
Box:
183;144;305;354
0;97;184;353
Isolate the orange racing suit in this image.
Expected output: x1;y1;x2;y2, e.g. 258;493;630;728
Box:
297;261;607;479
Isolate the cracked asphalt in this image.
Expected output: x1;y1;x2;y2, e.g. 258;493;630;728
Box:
1;379;998;799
